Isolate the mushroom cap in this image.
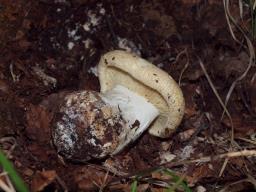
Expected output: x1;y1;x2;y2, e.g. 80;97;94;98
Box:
52;90;124;161
98;50;185;138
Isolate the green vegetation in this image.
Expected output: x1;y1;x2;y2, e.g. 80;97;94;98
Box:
242;0;256;38
0;150;29;192
130;168;192;192
131;179;138;192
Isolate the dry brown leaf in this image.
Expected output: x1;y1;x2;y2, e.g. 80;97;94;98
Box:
0;80;9;93
74;166;112;191
213;52;249;79
186;164;218;185
109;183;130;192
183;84;199;118
31;170;57;192
26;104;52;143
179;128;197;141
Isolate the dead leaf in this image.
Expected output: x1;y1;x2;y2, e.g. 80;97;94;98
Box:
222;115;256;137
213;52;249;79
186;164;218;185
142;8;176;38
31;170;57;192
26;104;52;143
183;84;199;118
137;184;150;192
18;39;31;49
109;183;130;192
179;128;197;141
74;166;112;191
15;30;25;40
0;79;9;93
23;168;34;177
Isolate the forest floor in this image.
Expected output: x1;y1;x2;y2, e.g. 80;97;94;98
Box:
0;0;256;191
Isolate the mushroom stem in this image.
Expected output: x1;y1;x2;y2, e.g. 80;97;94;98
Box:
101;85;159;154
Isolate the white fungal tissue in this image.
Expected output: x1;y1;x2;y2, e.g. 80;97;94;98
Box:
117;37;141;56
83;4;105;33
88;66;98;77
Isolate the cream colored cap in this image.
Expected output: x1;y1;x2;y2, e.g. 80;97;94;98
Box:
98;50;185;138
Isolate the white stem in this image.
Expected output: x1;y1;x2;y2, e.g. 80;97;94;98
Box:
101;85;159;154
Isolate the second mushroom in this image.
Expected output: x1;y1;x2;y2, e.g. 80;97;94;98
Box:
52;50;185;162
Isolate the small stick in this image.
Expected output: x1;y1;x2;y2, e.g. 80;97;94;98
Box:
0;177;14;192
237;137;256;145
107;149;256;185
219;157;229;177
163;149;256;167
197;57;234;143
55;175;68;192
105;15;118;48
177;48;189;86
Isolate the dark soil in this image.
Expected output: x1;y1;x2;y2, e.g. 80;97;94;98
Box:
0;0;256;191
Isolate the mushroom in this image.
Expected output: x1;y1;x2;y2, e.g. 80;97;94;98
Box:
52;50;184;161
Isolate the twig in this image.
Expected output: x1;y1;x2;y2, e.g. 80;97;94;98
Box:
163;149;256;168
0;137;17;158
238;84;256;117
99;171;110;192
55;175;68;192
238;0;243;18
0;176;15;192
236;137;256;145
177;48;189;86
106;15;118;48
5;174;15;192
220;173;256;191
0;172;15;191
223;0;243;45
108;149;256;185
221;36;254;120
9;63;20;82
222;0;255;120
246;173;256;188
197;57;234;143
219;178;250;192
219;157;229;177
221;0;256;177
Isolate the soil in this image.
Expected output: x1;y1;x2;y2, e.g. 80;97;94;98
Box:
0;0;256;191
